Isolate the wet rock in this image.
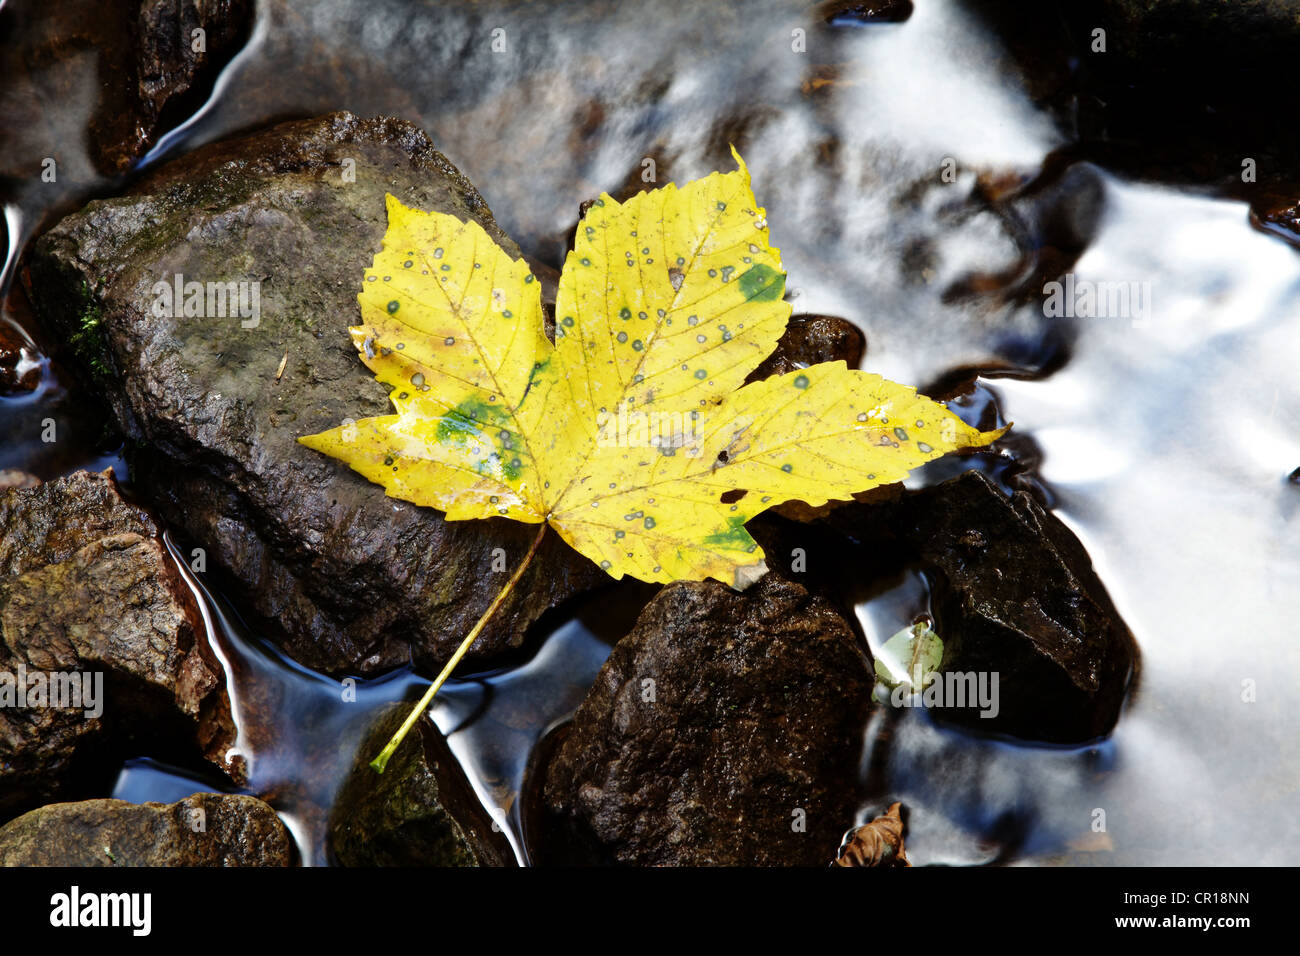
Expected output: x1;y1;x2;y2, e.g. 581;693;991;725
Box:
747;313;866;383
820;0;914;25
1044;0;1300;196
0;0;254;179
543;575;874;866
0;793;291;866
0;471;40;492
843;471;1137;743
28;112;603;676
1063;0;1300;62
121;1;255;162
1252;202;1300;248
0;321;39;394
0;470;235;819
762;483;904;551
329;705;511;867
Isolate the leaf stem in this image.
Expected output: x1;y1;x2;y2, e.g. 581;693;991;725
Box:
370;521;549;773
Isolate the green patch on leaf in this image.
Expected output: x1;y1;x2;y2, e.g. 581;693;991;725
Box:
737;262;785;302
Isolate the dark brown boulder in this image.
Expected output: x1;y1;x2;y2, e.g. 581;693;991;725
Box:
0;0;254;180
843;471;1138;742
1060;0;1300;64
27;112;604;677
543;575;873;866
0;470;235;819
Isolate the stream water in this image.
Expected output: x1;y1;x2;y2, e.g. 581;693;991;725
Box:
2;0;1297;865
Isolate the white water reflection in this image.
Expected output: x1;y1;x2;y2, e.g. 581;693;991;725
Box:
861;171;1300;864
989;175;1300;864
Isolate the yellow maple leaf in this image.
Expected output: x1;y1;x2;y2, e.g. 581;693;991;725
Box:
302;150;1001;583
299;149;1005;770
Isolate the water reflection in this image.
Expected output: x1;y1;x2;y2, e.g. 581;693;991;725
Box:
162;533;631;865
112;758;241;807
1;0;1297;865
990;175;1300;864
430;613;621;864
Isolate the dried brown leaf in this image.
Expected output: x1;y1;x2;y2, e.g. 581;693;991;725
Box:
834;802;910;867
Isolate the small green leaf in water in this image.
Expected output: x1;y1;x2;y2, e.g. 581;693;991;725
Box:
873;622;944;693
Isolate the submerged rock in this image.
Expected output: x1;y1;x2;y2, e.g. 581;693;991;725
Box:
0;470;236;819
0;793;291;866
843;471;1137;743
0;0;254;179
28;112;603;676
329;705;511;867
0;321;39;395
543;575;873;866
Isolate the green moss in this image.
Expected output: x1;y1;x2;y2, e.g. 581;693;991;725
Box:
68;283;112;381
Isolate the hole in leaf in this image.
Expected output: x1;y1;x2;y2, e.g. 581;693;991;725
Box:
720;489;747;504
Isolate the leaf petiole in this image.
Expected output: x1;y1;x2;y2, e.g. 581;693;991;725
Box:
369;521;549;773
